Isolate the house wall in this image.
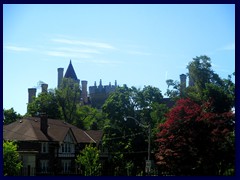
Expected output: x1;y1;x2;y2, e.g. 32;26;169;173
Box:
17;140;92;175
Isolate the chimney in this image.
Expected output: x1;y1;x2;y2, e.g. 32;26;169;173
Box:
40;113;48;135
41;83;48;93
188;70;194;87
57;68;64;88
81;80;88;104
180;74;186;96
28;88;37;103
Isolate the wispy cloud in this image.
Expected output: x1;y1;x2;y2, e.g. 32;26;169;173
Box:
218;43;235;51
212;63;232;73
54;47;101;54
51;38;116;50
5;45;32;52
45;51;92;59
89;59;123;65
73;58;123;66
128;51;152;56
45;46;101;58
165;71;168;80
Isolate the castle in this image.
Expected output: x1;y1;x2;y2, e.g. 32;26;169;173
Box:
28;60;192;110
28;60;118;109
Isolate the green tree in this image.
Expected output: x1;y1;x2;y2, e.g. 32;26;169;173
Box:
75;144;101;176
165;79;181;99
3;141;22;176
188;55;224;85
3;108;22;125
102;85;166;175
56;78;81;123
25;77;109;130
74;105;108;130
165;55;235;110
135;85;163;109
27;91;62;119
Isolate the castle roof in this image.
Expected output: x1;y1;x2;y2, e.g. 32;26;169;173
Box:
64;60;78;81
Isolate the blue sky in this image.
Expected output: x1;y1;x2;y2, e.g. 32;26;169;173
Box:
3;4;235;115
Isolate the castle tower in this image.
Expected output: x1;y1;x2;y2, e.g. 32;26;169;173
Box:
63;60;80;86
57;68;64;88
115;80;117;87
64;60;78;81
81;80;88;104
189;74;194;87
41;83;48;93
99;79;103;90
180;74;186;96
28;88;37;103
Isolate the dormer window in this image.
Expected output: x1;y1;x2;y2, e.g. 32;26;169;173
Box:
58;129;75;156
41;142;49;153
60;143;72;153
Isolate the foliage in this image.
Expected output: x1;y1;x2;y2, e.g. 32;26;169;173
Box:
135;86;163;109
27;91;62;119
74;105;108;130
3;108;22;125
203;83;233;113
102;84;167;175
187;55;222;91
75;144;101;176
155;98;235;175
165;79;180;99
25;77;107;130
3;141;22;176
165;55;234;103
56;78;81;123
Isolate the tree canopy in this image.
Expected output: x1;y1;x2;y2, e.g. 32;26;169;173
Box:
156;55;235;175
3;108;22;125
27;91;61;119
3;141;23;176
75;144;101;176
165;55;234;105
56;78;81;124
102;85;167;175
155;98;235;175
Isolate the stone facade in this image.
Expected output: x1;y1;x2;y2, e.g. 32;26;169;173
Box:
89;79;117;109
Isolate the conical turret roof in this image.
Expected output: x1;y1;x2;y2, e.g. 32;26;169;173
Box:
64;60;78;81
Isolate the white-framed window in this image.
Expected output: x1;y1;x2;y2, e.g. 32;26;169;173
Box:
58;131;75;154
40;160;49;173
41;142;49;153
61;160;71;173
60;143;73;153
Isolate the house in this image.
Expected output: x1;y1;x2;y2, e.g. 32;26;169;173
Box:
3;114;104;176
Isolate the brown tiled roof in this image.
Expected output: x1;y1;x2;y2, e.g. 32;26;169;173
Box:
3;117;102;144
85;130;103;144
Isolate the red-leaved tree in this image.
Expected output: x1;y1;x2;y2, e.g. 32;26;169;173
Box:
155;98;234;175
